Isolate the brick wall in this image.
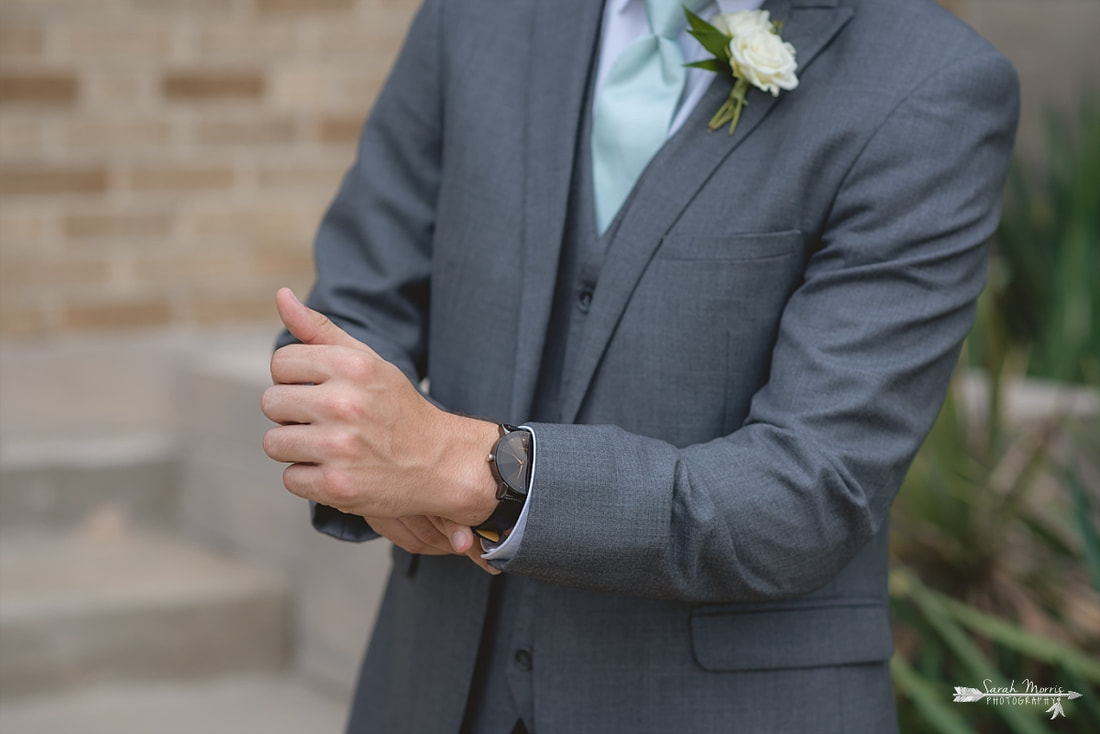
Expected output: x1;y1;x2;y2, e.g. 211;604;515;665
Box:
1;0;1096;339
0;0;417;338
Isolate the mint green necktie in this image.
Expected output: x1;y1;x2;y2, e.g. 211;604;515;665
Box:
592;0;702;234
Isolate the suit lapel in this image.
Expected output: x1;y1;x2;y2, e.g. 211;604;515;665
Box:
560;0;854;424
509;0;606;422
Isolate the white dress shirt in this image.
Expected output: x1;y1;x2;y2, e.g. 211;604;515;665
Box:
483;0;764;561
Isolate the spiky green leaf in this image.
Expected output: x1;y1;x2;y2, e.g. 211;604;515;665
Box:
683;59;726;73
684;6;731;61
891;657;973;734
1066;465;1100;593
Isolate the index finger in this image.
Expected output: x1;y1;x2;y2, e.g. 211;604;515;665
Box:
270;343;334;385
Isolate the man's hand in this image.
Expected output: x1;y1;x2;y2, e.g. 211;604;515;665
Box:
261;288;500;573
365;516;498;575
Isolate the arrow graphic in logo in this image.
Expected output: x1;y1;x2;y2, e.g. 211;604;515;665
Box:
952;687;1082;703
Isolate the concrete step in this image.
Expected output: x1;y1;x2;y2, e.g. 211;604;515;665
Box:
0;531;290;701
0;436;178;531
178;346;391;698
0;673;347;734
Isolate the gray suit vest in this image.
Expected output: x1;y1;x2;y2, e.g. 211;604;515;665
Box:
461;34;622;734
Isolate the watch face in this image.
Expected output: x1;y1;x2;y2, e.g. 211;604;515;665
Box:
495;431;530;496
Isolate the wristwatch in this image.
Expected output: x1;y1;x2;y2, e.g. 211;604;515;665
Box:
473;424;533;543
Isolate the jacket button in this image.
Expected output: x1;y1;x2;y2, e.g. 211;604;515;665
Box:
577;289;593;312
513;647;533;671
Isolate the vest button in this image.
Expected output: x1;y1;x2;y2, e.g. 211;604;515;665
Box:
513;647;533;671
577;289;593;312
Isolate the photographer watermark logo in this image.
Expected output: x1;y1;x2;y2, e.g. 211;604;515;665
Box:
953;679;1083;720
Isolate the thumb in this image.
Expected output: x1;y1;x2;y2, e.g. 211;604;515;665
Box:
275;288;365;350
439;518;476;554
431;517;500;575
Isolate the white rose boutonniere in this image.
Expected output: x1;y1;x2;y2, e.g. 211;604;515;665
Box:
684;7;798;135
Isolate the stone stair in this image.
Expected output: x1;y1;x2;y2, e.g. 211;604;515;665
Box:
0;674;346;734
0;440;347;731
0;435;177;533
0;333;360;732
0;531;289;700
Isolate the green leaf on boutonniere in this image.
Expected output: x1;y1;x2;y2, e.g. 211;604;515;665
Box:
683;59;726;73
684;6;731;62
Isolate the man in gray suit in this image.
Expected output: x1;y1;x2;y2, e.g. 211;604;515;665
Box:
261;0;1019;731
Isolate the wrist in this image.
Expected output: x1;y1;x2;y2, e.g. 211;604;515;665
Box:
437;415;500;526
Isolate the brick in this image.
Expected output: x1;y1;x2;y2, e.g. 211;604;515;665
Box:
64;119;172;152
131;0;240;12
342;73;384;106
306;24;406;57
63;26;175;58
0;72;78;105
190;292;292;325
0;0;127;16
0;258;110;289
0;27;45;58
195;25;300;58
62;298;175;331
80;69;151;106
252;247;314;276
64;213;171;239
254;0;354;14
0;213;44;248
0;300;46;338
129;165;235;191
312;115;362;144
133;253;252;283
193;118;297;145
269;68;385;111
0;117;46;157
162;71;265;100
0;167;108;196
193;204;322;242
269;68;332;107
257;163;346;190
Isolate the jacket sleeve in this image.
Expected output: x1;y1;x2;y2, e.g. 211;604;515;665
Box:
500;51;1020;602
276;0;445;542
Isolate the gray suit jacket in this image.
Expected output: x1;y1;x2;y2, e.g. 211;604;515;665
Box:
290;0;1019;730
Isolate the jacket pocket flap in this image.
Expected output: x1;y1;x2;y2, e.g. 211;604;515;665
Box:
690;600;893;672
657;230;801;262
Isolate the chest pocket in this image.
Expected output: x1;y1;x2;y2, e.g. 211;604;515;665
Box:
655;229;802;262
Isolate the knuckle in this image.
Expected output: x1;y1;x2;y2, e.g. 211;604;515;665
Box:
313;311;334;332
262;428;278;457
356;355;377;380
339;350;374;381
321;429;356;459
282;464;302;494
320;465;355;503
270;347;296;381
321;390;361;423
260;387;277;417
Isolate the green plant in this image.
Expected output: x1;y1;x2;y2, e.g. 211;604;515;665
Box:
989;98;1100;384
890;293;1100;733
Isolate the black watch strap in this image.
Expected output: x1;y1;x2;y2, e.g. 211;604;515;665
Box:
473;424;531;543
472;494;525;544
